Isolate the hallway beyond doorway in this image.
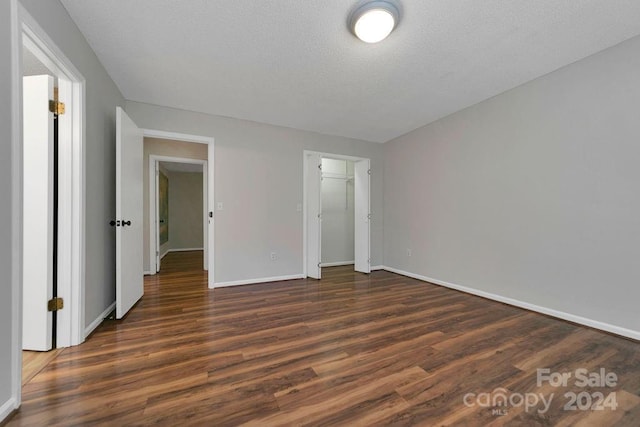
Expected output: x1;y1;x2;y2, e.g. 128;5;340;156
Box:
159;250;206;274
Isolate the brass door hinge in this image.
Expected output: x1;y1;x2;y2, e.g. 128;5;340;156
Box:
49;100;65;115
48;297;64;312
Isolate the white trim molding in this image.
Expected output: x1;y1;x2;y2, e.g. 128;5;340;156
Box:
370;265;384;271
302;150;372;278
142;129;214;288
320;261;354;267
0;397;18;424
381;266;640;341
143;129;214;146
19;3;87;348
160;248;201;260
214;274;305;288
148;153;208;274
84;302;116;339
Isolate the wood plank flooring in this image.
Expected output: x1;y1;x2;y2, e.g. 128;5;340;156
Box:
21;350;64;387
8;251;640;426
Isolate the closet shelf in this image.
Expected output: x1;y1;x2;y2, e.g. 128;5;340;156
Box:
321;172;354;181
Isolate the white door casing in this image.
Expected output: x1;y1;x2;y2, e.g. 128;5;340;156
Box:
154;161;160;271
149;155;209;274
306;153;322;279
22;75;54;351
115;107;144;319
354;159;371;273
303;151;370;278
21;6;87;348
141;129;215;288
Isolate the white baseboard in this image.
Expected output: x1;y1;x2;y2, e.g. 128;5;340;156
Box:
160;248;203;260
84;301;116;339
320;261;354;267
214;274;305;288
0;397;17;423
143;270;155;276
370;265;384;271
382;266;640;341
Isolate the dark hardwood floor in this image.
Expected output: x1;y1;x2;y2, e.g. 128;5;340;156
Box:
9;251;640;426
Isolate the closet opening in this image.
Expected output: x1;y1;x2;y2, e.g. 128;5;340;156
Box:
303;151;370;279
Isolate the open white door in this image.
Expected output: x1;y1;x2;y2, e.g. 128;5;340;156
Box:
306;153;322;279
116;107;144;319
22;75;54;351
354;159;370;273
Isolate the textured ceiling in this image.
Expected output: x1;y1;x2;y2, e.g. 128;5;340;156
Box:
60;0;640;143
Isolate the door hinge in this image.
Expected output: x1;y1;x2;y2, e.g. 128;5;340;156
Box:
49;100;65;115
368;169;371;175
48;297;64;312
318;262;321;268
318;163;322;170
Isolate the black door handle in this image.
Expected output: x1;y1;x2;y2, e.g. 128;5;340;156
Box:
122;220;131;226
109;220;120;227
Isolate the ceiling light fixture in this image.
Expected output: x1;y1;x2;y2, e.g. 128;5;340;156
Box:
349;1;400;44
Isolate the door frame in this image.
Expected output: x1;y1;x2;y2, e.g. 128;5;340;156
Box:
302;151;371;278
142;129;215;288
20;1;86;349
149;155;208;273
10;0;86;413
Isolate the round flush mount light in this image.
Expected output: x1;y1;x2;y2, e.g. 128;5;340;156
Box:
349;1;400;43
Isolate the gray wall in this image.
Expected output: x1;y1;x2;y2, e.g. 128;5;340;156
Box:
321;159;355;265
126;101;384;283
143;138;207;271
168;172;204;251
384;35;640;333
19;0;126;329
1;0;17;415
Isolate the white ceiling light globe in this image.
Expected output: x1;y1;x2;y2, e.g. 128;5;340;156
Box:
350;1;399;44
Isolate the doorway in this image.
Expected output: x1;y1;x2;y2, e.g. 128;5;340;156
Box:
14;3;87;404
113;114;216;319
303;151;371;279
142;130;215;288
150;157;208;273
320;158;356;268
19;10;86;352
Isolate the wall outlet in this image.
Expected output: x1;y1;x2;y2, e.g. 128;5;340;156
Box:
406;248;412;257
270;252;277;261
